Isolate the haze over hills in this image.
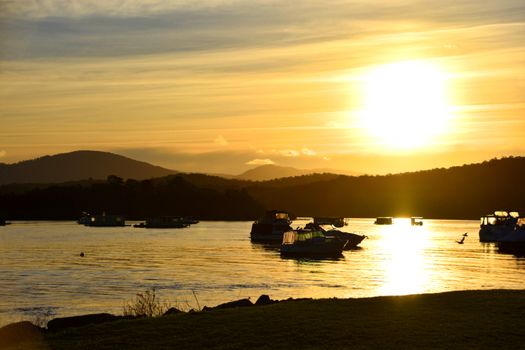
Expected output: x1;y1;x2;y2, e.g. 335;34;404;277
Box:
0;150;178;185
236;164;360;181
0;150;359;185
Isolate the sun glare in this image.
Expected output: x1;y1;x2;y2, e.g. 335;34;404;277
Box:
359;61;452;150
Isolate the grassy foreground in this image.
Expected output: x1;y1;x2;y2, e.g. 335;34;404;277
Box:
7;289;525;350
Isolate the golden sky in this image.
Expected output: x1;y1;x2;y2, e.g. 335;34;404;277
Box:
1;0;525;174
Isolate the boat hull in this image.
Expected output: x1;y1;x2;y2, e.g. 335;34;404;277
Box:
250;222;291;242
134;223;189;228
280;239;347;257
324;231;366;249
479;226;525;243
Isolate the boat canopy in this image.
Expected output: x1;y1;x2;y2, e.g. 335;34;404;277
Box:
282;230;324;244
481;211;522;226
491;211;519;218
275;212;289;220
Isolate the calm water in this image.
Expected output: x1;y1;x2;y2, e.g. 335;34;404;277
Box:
1;218;525;326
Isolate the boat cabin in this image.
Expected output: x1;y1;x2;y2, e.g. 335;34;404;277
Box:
259;210;291;224
282;230;325;245
480;211;520;227
411;217;423;226
374;217;393;225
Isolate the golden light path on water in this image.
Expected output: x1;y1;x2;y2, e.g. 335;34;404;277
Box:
375;218;432;296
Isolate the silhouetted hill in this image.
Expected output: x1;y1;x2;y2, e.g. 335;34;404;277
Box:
0;151;177;185
245;156;525;219
1;156;524;220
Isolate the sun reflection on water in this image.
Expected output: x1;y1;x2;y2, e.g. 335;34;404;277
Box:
376;218;431;295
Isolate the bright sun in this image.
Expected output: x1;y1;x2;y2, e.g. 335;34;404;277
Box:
359;60;452;150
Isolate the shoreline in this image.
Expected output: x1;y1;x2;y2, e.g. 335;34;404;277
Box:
3;289;525;349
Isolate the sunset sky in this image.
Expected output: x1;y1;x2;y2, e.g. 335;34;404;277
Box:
1;0;525;174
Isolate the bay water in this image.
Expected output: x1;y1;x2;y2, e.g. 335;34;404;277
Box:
1;218;524;326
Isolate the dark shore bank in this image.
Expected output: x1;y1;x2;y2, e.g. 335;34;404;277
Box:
2;289;525;349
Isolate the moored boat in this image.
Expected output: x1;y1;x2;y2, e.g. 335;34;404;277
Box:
77;212;91;225
85;213;125;227
134;216;190;228
250;210;293;242
479;211;525;243
280;229;348;257
411;217;423;226
374;217;393;225
313;217;347;228
305;222;366;249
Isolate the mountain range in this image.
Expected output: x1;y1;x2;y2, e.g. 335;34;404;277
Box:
1;154;524;220
0;150;358;185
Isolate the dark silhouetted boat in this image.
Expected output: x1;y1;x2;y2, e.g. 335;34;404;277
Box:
134;216;190;228
479;211;525;243
84;213;125;227
313;217;347;228
250;210;293;242
181;217;199;225
305;222;366;249
280;228;347;257
411;217;423;226
77;212;91;225
374;217;393;225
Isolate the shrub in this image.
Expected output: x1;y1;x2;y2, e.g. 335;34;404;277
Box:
123;288;170;318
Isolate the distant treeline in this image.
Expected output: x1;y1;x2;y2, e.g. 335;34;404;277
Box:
0;175;264;220
1;157;525;220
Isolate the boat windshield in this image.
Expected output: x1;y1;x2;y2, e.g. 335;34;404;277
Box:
282;230;324;244
275;212;289;220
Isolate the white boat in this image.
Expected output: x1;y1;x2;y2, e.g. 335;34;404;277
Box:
305;222;366;249
280;229;348;257
250;210;293;242
479;211;525;243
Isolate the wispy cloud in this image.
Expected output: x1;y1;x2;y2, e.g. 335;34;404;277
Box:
246;158;274;165
2;0;525;173
213;135;229;146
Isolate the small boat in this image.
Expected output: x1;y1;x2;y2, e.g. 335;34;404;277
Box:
411;217;423;226
280;229;347;257
305;222;366;249
77;212;91;225
479;211;525;243
134;216;190;229
85;213;125;227
182;217;199;225
374;217;393;225
250;210;293;242
313;217;347;228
